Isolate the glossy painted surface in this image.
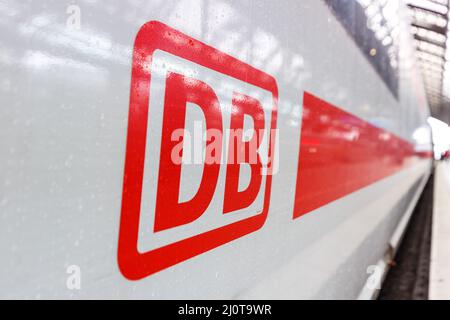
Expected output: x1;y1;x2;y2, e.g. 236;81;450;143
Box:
0;0;432;298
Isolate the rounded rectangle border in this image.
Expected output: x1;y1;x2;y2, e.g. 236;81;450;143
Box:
118;21;278;280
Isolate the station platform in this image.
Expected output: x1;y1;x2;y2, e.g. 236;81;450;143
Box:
430;161;450;300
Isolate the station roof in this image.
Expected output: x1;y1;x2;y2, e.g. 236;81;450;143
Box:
407;0;450;122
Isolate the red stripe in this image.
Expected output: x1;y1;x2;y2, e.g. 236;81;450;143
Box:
293;92;425;219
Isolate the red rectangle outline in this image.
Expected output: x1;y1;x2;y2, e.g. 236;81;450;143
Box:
118;21;278;280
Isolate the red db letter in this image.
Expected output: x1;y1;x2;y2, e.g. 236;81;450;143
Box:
154;72;223;232
223;93;265;213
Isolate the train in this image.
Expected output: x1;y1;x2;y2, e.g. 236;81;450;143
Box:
0;0;433;299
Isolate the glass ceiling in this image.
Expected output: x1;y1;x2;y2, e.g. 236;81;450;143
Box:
407;0;450;118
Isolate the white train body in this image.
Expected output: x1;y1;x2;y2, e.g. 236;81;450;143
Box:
0;0;433;299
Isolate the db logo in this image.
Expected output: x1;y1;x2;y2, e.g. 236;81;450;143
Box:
118;21;278;280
